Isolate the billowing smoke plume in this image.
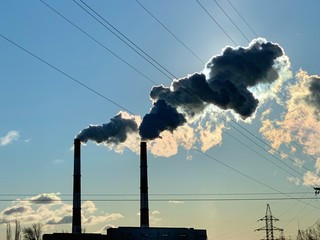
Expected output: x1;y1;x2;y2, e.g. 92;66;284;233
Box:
139;100;186;140
142;38;286;140
151;73;211;117
76;112;139;144
206;39;283;86
77;38;290;156
150;39;284;121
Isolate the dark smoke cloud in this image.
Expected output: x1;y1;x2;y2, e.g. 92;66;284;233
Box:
150;38;284;120
77;112;138;144
151;73;210;117
206;39;283;87
206;38;283;117
139;100;186;140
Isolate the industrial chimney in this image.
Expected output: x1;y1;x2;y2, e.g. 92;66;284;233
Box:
140;141;149;228
72;138;81;234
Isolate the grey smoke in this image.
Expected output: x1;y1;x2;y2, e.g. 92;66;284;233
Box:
76;112;138;144
206;38;283;117
206;39;283;87
139;100;186;140
150;73;210;117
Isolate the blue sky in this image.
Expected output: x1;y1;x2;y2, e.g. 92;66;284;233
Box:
1;1;320;239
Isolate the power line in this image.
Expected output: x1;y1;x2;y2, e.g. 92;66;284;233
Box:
0;192;313;197
229;120;318;174
226;0;259;37
135;0;205;65
211;0;250;42
0;197;318;202
0;34;133;115
73;0;177;81
195;0;237;45
228;122;306;178
224;131;303;179
283;198;313;227
194;147;320;210
40;0;157;86
193;147;295;195
42;0;208;120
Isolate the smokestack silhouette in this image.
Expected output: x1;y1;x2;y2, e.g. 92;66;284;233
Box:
140;141;149;227
72;139;81;234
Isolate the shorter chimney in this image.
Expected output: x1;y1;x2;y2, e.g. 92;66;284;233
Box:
72;138;81;234
140;141;149;227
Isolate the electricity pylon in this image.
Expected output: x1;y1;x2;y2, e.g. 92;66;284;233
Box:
255;204;284;240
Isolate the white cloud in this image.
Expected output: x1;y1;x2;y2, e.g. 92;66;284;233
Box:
0;131;20;146
303;171;320;186
83;213;123;226
293;158;305;168
82;201;96;214
260;71;320;185
136;210;161;225
315;158;320;173
168;200;184;204
149;124;196;158
0;193;122;232
287;176;301;185
197;122;224;152
52;159;64;164
150;210;161;225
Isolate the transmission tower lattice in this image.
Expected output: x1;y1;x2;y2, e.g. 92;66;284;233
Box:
255;204;284;240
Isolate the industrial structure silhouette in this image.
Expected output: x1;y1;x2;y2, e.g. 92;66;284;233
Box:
255;204;284;240
43;140;207;240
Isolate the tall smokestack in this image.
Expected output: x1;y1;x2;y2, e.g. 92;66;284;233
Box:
72;138;81;234
140;141;149;228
